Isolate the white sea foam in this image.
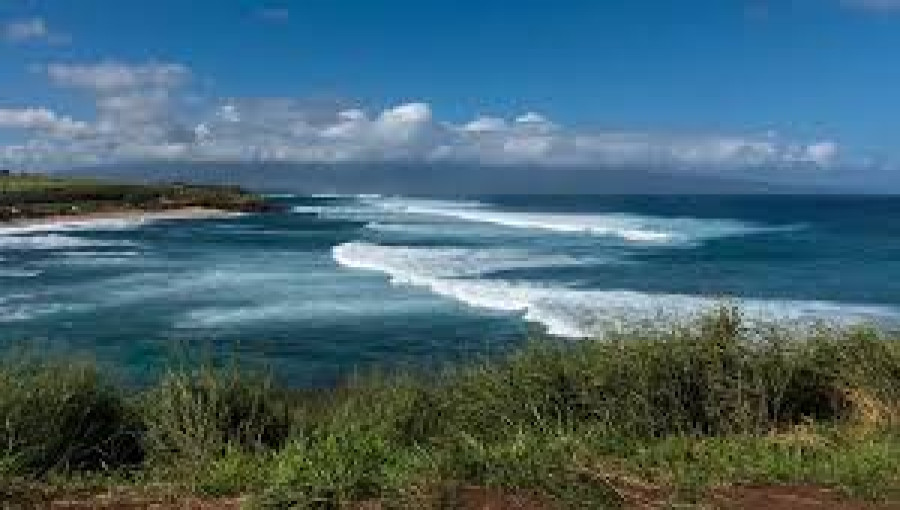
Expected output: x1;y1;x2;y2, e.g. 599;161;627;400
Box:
290;205;327;214
0;301;87;322
57;251;141;257
0;234;134;250
333;242;590;279
366;197;780;244
179;297;433;328
45;251;144;266
181;304;307;327
291;204;418;227
298;195;774;245
0;217;151;235
0;269;42;278
0;210;243;236
332;241;898;338
291;205;378;217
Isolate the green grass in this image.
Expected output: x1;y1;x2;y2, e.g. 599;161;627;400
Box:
1;308;898;508
0;173;274;221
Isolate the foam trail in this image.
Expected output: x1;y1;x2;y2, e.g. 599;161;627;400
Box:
0;234;134;250
0;218;146;235
333;242;587;279
0;210;243;236
333;241;899;338
367;197;785;244
57;251;141;258
0;269;42;278
0;300;88;323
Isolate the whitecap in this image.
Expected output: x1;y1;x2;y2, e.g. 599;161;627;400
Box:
367;197;790;245
56;251;141;258
0;234;134;250
0;210;243;236
0;217;147;235
0;269;42;278
332;241;899;338
333;242;594;279
0;301;89;322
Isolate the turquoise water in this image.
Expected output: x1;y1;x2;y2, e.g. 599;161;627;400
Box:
2;194;899;386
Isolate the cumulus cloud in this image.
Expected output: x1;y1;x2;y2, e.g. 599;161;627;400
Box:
40;62;199;161
2;17;68;44
0;60;843;171
803;141;839;165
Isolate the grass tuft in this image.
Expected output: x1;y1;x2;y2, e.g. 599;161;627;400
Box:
0;358;141;477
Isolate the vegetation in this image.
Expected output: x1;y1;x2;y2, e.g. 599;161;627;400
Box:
1;309;899;508
0;173;276;221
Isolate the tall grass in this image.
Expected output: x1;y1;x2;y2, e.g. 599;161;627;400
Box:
1;309;898;507
141;365;297;467
0;358;141;476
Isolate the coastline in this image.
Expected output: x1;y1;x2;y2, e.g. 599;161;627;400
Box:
1;174;276;227
0;207;245;232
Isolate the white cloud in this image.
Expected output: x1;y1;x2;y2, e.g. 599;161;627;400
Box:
460;116;508;133
0;107;90;137
515;112;550;125
2;17;68;44
0;60;844;171
44;62;194;152
803;141;839;165
47;62;189;93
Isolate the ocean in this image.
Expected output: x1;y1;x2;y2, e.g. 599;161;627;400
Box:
1;194;899;386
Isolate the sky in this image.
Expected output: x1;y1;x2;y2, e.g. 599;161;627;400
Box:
1;0;900;190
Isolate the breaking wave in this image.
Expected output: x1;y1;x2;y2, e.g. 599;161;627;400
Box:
294;195;792;245
368;197;786;244
332;241;898;338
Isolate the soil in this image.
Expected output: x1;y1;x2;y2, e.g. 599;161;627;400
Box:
2;485;893;509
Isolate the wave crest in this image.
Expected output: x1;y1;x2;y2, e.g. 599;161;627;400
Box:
332;241;898;338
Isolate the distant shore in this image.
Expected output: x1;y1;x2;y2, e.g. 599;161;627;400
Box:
0;173;278;225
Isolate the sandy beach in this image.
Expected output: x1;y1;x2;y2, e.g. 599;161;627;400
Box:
0;207;244;233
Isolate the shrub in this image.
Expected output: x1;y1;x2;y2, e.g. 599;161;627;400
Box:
0;359;141;476
400;308;900;443
140;365;297;469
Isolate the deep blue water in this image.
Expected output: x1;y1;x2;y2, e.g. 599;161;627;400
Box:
1;194;898;386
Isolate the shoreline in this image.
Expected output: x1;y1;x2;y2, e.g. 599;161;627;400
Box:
0;207;245;232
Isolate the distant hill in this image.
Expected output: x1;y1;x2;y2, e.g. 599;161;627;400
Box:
59;161;817;195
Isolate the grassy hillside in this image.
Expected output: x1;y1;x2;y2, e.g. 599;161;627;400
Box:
1;308;898;508
0;173;275;221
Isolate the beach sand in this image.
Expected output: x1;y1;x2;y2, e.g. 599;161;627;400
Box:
0;207;244;233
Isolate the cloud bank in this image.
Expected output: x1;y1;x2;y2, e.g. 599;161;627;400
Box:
0;61;842;172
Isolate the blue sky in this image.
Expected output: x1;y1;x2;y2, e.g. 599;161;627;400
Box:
2;0;900;188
